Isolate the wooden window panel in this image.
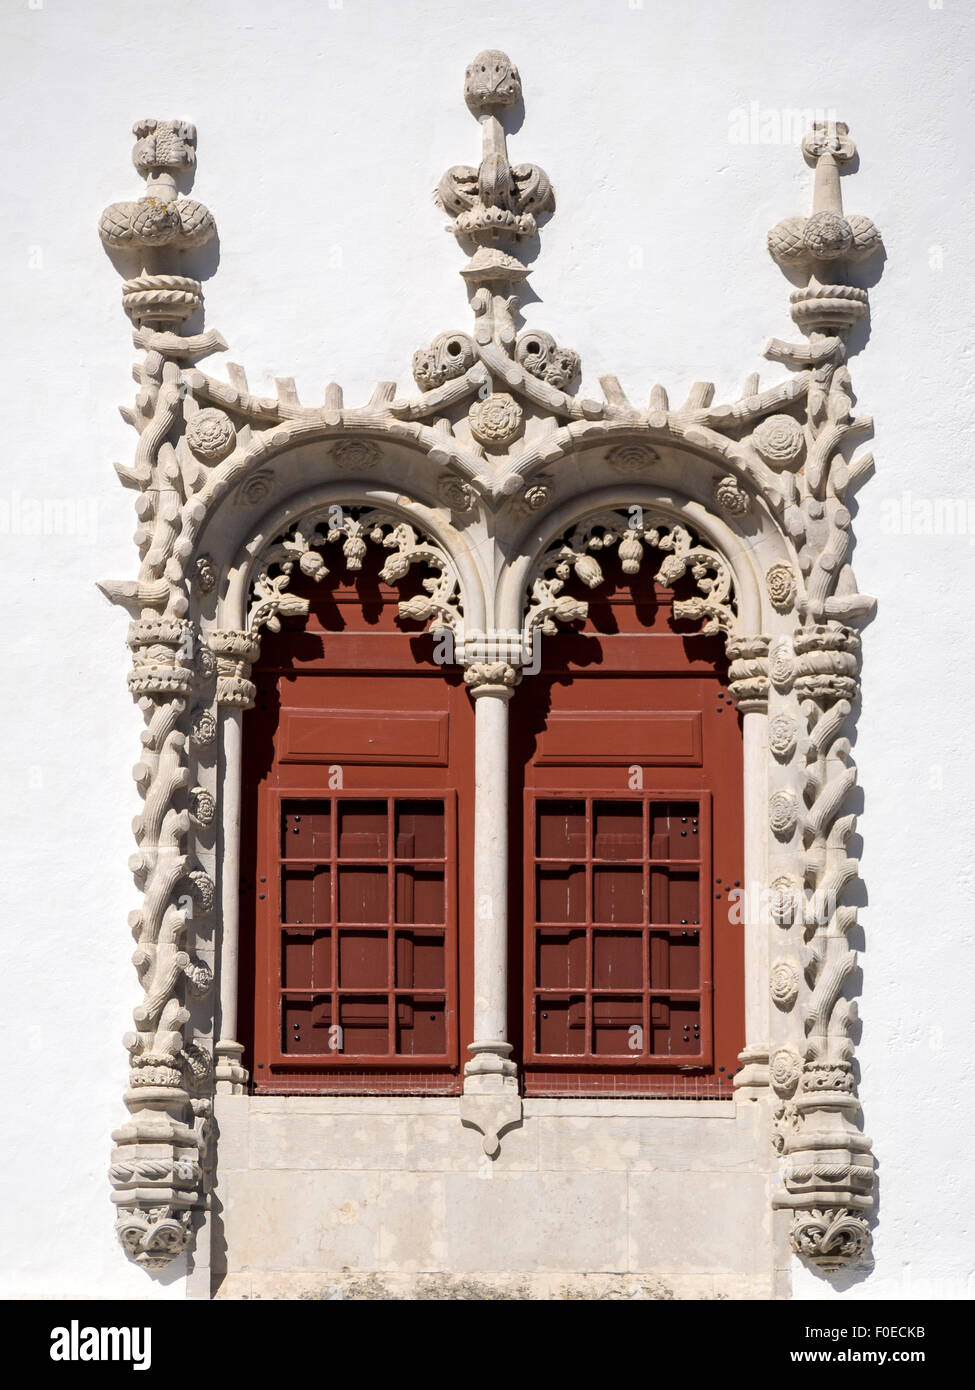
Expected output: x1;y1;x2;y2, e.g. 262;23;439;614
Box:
523;780;737;1095
256;788;458;1088
514;547;745;1099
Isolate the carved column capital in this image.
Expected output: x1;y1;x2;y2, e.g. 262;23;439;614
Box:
464;660;520;699
209;629;260;708
126;617;195;698
727;634;771;713
792;624;860;704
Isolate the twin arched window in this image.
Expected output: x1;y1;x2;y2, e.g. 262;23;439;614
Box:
239;538;745;1096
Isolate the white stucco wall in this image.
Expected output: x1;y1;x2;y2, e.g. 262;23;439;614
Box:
1;0;972;1299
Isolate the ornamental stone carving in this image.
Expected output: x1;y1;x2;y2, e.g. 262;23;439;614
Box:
332;439;381;472
771;960;800;1010
468;392;524;446
606;443;660;473
515;329;580;389
438;475;478;512
768;636;796;690
437;50;552;281
464;661;520;694
97;56;882;1277
770;875;801;927
190;707;216;748
186;408;236;462
769;714;799;762
752;414;804;466
790;1208;872;1270
766;561;798;612
769;790;799;839
713;474;750;515
413;332;478;391
771;1046;803;1097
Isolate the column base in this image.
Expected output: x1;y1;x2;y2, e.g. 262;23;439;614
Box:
214;1040;249;1095
463;1040;518;1094
733;1044;769;1101
461;1039;517;1089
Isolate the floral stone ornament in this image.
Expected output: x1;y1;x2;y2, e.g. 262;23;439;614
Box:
468;393;524;446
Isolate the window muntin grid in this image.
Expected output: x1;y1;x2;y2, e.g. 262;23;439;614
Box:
527;792;712;1066
268;792;456;1067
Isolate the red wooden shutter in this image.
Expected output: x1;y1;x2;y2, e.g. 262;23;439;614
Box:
240;549;473;1093
513;546;745;1096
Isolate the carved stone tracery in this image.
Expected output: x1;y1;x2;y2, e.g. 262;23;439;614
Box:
98;58;882;1278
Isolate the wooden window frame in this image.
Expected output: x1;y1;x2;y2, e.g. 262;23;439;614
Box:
524;788;719;1082
254;786;459;1091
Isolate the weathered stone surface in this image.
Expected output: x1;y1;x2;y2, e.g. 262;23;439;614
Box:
627;1172;772;1276
220;1171;384;1271
444;1171;628;1273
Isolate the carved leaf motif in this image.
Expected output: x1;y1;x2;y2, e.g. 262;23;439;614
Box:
246;508;463;640
524;511;738;648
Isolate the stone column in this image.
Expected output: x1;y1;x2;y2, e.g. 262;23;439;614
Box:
462;661;520;1096
209;629;260;1095
728;635;772;1098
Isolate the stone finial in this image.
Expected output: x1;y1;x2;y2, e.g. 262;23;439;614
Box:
767;121;883;334
437;52;552;288
464;50;522;111
99;119;216;327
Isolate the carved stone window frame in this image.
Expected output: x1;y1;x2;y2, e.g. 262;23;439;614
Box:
98;57;882;1276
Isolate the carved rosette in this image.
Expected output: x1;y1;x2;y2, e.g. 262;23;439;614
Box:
468;393;524;447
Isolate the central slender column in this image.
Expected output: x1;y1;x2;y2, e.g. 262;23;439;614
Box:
463;660;519;1093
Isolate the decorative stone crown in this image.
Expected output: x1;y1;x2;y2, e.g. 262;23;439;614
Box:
99;120;217;326
767;121;883;333
437;49;554;285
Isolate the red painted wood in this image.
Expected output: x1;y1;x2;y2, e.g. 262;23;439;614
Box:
240;539;745;1098
512;546;746;1097
240;550;474;1093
